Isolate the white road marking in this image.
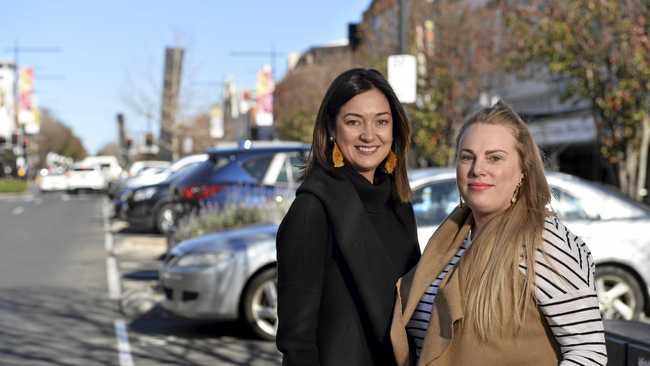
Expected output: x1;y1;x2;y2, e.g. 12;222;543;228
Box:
114;319;135;366
103;198;135;366
106;256;122;300
62;194;70;201
11;206;24;215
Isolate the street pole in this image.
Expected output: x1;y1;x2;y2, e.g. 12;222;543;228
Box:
399;0;409;54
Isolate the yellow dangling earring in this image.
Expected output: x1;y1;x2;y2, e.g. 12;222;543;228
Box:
383;150;397;174
332;142;344;168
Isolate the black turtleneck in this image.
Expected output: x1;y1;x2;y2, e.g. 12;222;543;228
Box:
338;165;420;277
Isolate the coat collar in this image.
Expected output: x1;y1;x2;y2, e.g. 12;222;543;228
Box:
297;165;418;343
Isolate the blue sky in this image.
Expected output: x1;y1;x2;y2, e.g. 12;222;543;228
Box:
2;1;371;154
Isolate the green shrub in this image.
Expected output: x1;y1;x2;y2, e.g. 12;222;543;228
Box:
0;179;28;193
174;198;292;243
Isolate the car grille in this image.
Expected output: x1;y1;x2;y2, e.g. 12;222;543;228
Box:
182;291;199;302
163;287;199;302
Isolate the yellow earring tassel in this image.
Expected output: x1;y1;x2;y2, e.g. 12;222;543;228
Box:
384;150;397;174
332;143;344;167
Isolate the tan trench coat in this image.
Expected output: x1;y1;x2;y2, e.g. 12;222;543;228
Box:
389;206;560;366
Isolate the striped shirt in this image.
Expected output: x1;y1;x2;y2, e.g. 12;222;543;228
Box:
406;236;473;356
406;217;607;365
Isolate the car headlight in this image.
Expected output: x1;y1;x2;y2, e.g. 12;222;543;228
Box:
133;187;157;201
174;251;234;268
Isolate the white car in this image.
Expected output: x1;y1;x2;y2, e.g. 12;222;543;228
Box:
38;171;68;192
127;160;171;178
81;156;123;183
66;164;107;193
409;168;650;321
125;154;207;189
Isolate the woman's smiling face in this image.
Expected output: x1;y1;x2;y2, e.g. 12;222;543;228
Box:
334;88;393;182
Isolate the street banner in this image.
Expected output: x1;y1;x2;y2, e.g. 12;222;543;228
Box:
255;65;274;127
387;55;417;104
0;62;16;140
209;104;224;139
19;67;39;134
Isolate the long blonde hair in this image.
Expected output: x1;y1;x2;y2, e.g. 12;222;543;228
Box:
456;101;551;339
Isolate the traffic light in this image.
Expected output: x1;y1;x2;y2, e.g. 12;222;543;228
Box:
125;137;132;149
145;133;153;146
11;133;18;145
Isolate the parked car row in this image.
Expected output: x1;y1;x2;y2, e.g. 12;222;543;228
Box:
159;167;650;341
38;155;123;193
39;156;175;194
115;141;309;234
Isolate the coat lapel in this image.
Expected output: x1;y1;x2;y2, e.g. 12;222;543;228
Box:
297;166;407;343
402;206;471;321
417;265;465;365
389;206;472;366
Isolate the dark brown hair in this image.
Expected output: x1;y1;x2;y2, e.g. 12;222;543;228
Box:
304;68;412;202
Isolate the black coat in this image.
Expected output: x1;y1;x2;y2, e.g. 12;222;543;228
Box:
276;165;420;366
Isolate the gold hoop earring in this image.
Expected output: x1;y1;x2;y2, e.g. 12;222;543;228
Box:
332;142;344;168
383;150;397;174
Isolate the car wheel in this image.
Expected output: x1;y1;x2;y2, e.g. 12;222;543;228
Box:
242;268;278;340
595;265;645;320
156;204;176;234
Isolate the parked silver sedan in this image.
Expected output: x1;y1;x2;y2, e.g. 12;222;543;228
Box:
160;169;650;340
160;224;278;340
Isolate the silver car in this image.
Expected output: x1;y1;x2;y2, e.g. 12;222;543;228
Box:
160;169;650;340
160;224;278;340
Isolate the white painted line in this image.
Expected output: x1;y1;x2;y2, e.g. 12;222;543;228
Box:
103;198;135;366
62;194;70;201
114;319;135;366
105;232;114;252
11;206;24;215
106;256;122;300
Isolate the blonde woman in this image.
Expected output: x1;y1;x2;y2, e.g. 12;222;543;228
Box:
389;101;607;365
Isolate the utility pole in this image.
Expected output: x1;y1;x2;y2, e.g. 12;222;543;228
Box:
398;0;409;54
3;41;60;177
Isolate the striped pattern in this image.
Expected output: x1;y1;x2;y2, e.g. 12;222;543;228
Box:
405;237;472;357
406;217;607;365
528;217;607;366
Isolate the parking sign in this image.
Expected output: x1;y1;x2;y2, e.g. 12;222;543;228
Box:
387;55;417;104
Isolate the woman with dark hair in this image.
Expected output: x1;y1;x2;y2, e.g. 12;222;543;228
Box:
276;68;421;365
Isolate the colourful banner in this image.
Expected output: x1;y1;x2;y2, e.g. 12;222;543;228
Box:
0;62;16;140
19;67;39;133
255;65;274;127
